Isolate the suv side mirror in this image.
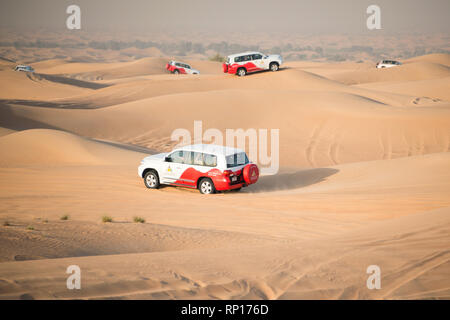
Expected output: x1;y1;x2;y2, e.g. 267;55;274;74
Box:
164;156;171;162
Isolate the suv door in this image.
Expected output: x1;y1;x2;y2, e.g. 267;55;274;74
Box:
163;150;192;185
251;53;265;70
175;62;185;73
242;54;255;72
184;64;192;74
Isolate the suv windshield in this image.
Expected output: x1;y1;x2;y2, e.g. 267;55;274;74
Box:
226;152;249;168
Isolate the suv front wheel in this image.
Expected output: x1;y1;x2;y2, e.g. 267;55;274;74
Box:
270;62;279;72
144;171;160;189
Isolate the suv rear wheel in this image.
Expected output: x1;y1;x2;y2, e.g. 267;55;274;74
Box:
270;62;279;72
199;178;216;194
237;68;247;77
174;69;180;74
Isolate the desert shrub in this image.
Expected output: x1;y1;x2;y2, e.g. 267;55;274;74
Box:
209;53;225;62
102;216;113;223
133;216;145;223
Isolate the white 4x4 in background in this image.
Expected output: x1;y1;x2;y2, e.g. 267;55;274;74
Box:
166;60;200;74
376;60;402;68
223;52;283;76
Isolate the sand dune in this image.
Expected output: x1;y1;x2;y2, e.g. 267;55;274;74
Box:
0;127;15;137
0;176;448;298
30;59;70;70
2;87;449;168
0;59;16;71
32;57;201;81
0;219;281;262
34;57;223;79
0;129;145;166
0;70;91;100
405;53;450;66
355;76;450;102
252;152;450;196
1;53;449;300
329;60;450;85
53;67;444;110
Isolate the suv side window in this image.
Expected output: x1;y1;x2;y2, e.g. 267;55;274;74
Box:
252;54;262;60
193;152;204;166
167;151;192;164
167;151;183;163
203;153;217;167
226;152;249;168
191;152;217;167
183;151;193;164
235;56;244;63
175;62;182;67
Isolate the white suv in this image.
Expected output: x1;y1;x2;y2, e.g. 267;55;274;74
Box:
376;60;402;68
138;144;259;194
223;51;283;76
166;60;200;74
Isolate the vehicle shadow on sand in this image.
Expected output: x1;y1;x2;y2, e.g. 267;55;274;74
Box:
245;167;339;193
240;67;290;77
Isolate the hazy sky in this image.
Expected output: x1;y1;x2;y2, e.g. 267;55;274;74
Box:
1;0;449;34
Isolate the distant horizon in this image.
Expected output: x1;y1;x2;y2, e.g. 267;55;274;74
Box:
1;0;449;35
1;1;448;65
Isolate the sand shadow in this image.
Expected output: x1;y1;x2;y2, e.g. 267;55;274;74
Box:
0;102;63;130
245;167;339;192
241;67;289;77
0;99;93;109
31;73;110;89
94;139;158;154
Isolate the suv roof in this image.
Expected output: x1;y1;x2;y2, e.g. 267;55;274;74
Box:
227;51;262;58
175;144;244;156
170;60;189;65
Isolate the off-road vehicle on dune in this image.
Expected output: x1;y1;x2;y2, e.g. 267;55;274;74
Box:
222;51;283;76
14;65;34;73
166;60;200;74
138;144;259;194
376;60;402;68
